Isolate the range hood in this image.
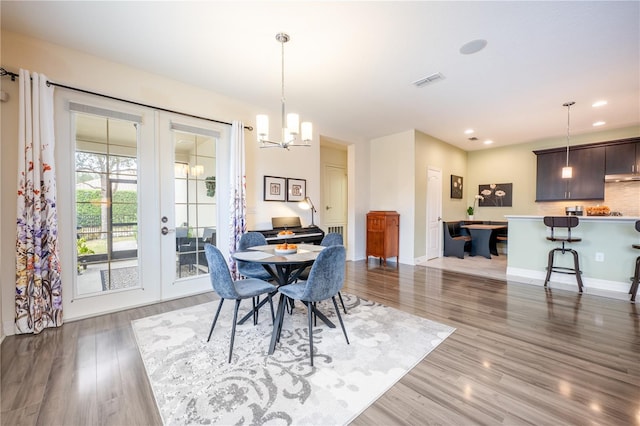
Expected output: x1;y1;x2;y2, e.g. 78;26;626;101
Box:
604;173;640;182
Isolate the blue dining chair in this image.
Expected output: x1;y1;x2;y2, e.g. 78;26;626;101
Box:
204;244;276;363
274;245;349;366
298;232;348;313
237;232;275;281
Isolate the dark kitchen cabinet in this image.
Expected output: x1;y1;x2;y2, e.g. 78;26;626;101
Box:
605;142;640;175
535;146;605;201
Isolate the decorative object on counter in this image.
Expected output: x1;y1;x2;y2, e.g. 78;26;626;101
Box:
467;194;484;219
450;174;463;199
478;183;512;207
561;101;575;179
565;206;584;216
586;205;610;216
263;176;286;201
286;178;306;202
256;33;313;149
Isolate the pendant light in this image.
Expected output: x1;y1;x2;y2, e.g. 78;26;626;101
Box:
561;101;575;179
256;33;312;149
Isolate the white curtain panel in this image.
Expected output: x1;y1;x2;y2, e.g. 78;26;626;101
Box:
228;121;247;279
15;69;63;334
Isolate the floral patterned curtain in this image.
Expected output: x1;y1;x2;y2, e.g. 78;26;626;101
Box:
15;69;63;334
228;121;246;279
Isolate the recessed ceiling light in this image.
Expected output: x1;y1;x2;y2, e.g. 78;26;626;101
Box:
464;129;474;135
592;100;608;107
593;121;606;127
459;39;488;55
483;140;493;145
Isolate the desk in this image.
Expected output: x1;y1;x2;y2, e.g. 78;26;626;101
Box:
460;224;507;259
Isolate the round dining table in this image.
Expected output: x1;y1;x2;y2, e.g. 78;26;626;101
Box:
231;243;335;354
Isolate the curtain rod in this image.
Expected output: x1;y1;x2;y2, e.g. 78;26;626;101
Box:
0;67;253;131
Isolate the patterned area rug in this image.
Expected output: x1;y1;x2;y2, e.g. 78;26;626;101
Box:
132;293;455;425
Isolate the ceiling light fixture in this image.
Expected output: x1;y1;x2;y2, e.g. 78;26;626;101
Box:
562;101;575;179
256;33;312;149
592;100;608;107
593;121;606;127
464;129;474;135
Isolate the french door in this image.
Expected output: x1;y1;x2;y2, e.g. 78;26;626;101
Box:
56;92;227;320
158;115;227;300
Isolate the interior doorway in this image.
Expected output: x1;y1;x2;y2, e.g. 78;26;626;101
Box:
426;167;442;260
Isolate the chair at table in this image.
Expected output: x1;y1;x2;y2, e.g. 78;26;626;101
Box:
443;221;471;259
204;244;276;363
273;245;349;366
543;216;583;293
629;220;640;302
298;232;348;313
237;232;274;281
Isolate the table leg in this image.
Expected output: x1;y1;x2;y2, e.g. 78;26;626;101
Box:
269;293;287;355
469;229;492;259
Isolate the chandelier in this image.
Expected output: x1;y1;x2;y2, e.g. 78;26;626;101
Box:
256;33;312;149
561;101;575;179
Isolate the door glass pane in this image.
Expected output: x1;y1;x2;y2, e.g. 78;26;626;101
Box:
75;113;139;295
174;132;216;278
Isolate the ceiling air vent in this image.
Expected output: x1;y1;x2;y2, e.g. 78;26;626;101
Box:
412;72;445;88
468;137;478;141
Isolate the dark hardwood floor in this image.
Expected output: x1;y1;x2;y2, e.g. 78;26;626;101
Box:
2;261;639;425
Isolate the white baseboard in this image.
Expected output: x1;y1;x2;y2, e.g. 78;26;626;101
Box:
507;266;632;299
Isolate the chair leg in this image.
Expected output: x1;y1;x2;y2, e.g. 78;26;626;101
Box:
307;302;314;367
252;296;258;326
570;249;583;293
630;256;640;302
338;291;347;314
228;299;241;363
544;249;555;287
267;293;275;323
332;296;350;345
207;299;225;342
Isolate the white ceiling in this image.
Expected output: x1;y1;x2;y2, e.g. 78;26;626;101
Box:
3;1;639;150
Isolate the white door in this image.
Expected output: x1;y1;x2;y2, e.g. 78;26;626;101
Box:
426;167;442;259
158;114;227;300
57;93;161;319
323;164;347;236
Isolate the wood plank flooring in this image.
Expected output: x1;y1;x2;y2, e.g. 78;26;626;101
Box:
2;260;639;425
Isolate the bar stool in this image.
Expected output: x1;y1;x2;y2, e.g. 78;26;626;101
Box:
543;216;583;293
629;220;640;302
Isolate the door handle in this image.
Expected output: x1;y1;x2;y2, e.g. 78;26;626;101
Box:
161;227;175;235
326;205;332;210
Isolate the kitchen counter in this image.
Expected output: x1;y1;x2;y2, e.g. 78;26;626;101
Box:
505;215;640;299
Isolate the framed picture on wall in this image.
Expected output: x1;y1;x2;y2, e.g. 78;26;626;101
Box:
478;183;513;207
450;175;463;199
264;176;286;201
286;178;306;202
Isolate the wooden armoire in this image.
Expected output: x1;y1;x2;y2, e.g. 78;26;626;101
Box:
366;211;399;266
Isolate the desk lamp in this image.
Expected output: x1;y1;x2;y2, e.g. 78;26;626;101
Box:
298;197;317;227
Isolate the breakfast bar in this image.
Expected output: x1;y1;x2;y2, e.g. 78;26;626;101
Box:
506;215;640;299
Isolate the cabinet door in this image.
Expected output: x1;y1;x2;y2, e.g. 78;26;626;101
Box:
536;151;567;201
605;143;637;174
569;146;605;200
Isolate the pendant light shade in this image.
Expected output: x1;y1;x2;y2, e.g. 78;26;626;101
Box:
562;101;575;179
